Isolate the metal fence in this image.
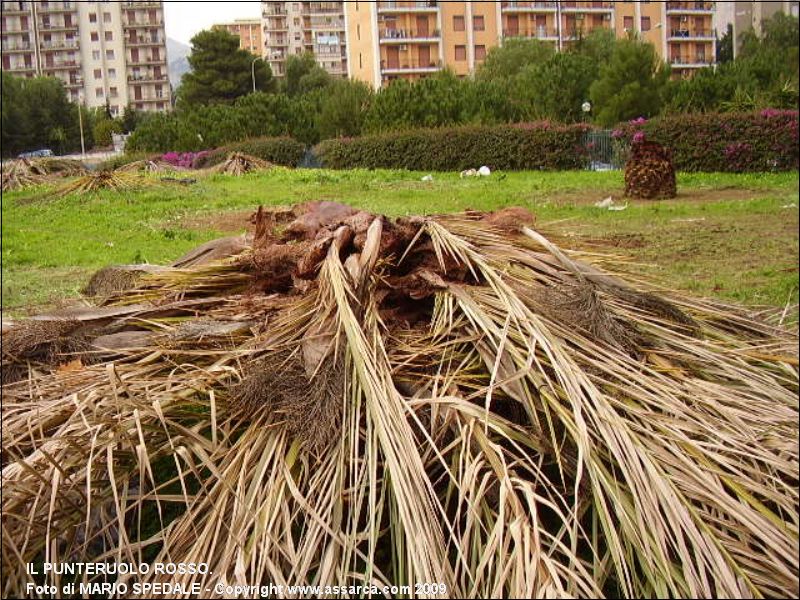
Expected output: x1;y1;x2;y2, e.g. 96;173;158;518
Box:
584;129;627;171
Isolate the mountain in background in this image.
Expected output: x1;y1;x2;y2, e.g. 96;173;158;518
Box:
167;38;192;90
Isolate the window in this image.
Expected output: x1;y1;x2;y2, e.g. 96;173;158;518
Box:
103;12;111;23
454;45;466;61
89;13;97;23
474;45;486;60
453;15;465;32
91;31;99;41
110;105;119;116
104;31;113;41
93;68;102;79
95;87;104;98
105;49;114;59
357;24;360;40
109;86;118;97
473;15;485;31
92;50;101;60
623;16;633;30
359;52;362;68
108;67;116;78
641;16;651;31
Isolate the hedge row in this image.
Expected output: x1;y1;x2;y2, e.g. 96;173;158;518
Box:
193;137;307;169
315;123;591;171
615;110;799;172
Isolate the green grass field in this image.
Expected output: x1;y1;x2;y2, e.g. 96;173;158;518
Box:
2;169;798;314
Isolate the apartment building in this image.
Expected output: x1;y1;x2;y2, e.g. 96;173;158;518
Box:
261;1;347;77
213;19;263;56
0;0;171;114
346;1;719;88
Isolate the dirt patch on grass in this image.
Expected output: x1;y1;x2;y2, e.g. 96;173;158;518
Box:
546;187;767;207
180;209;259;233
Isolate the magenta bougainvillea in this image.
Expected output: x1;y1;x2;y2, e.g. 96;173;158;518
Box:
615;111;798;172
161;151;211;169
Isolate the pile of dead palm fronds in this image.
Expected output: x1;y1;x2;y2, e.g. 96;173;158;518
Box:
208;151;274;176
625;140;677;199
2;202;798;599
1;158;48;191
2;158;89;192
50;170;141;197
37;157;87;177
115;156;175;173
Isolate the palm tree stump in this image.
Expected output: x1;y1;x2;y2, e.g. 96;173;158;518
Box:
624;140;677;199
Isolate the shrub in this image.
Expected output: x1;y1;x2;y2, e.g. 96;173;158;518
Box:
315;123;590;171
616;111;798;172
193;137;306;169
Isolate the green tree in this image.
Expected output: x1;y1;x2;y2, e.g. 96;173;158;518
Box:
92;110;124;147
317;79;372;139
514;52;598;122
590;38;670;126
178;29;274;106
717;24;734;63
476;38;555;81
284;53;332;96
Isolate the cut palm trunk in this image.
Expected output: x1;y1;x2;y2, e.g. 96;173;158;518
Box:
1;203;797;599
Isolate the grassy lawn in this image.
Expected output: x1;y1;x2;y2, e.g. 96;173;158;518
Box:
2;169;798;314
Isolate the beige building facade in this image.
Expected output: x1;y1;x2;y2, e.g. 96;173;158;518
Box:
214;18;264;56
261;1;347;77
345;1;720;88
1;0;172;114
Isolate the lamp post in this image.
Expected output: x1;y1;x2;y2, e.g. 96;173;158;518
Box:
77;92;86;158
581;101;592;124
251;56;264;93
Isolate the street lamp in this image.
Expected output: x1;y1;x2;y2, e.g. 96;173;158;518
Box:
77;92;86;158
251;56;264;93
581;101;592;124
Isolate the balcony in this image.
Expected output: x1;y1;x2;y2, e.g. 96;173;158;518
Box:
377;2;439;14
307;2;341;14
265;36;289;47
379;28;441;43
1;41;33;52
669;55;713;67
6;63;36;72
40;39;80;50
666;2;714;14
127;55;166;66
502;27;559;39
381;59;442;74
126;35;165;46
669;28;715;40
65;78;83;88
123;20;163;29
263;21;288;31
310;17;345;29
1;3;31;15
41;59;79;68
123;1;162;7
127;73;168;83
560;2;614;12
501;2;557;11
37;2;77;13
37;22;79;31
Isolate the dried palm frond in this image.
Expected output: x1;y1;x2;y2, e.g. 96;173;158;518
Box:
1;158;48;191
36;157;87;177
50;170;142;197
208;152;274;176
2;203;797;599
115;157;174;173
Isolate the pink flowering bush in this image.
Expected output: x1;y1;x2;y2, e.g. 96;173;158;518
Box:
161;151;210;169
615;111;798;172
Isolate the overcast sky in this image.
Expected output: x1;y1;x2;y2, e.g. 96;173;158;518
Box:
164;1;261;45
